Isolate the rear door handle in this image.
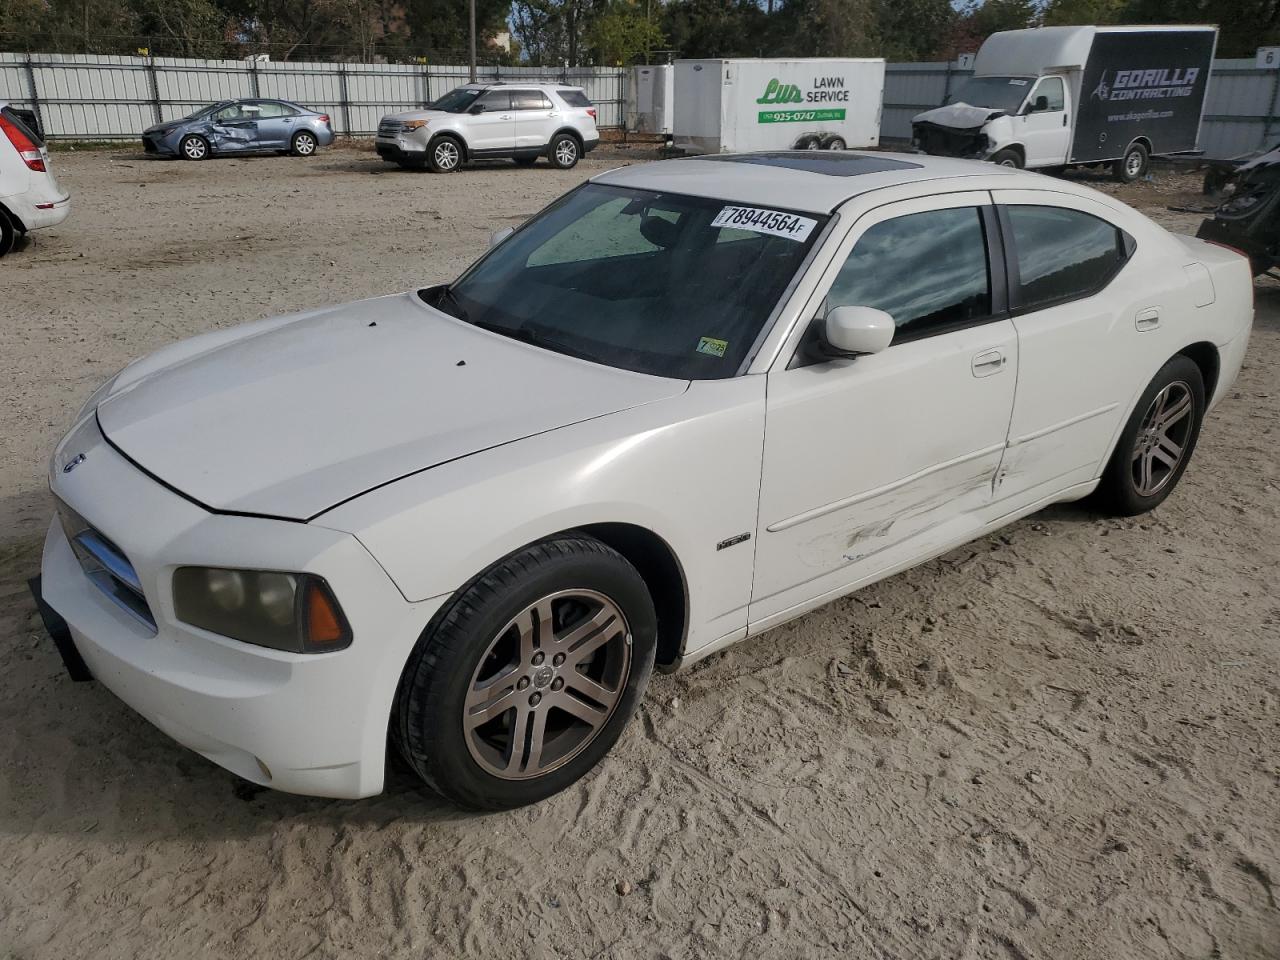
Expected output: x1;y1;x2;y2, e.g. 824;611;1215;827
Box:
1136;307;1161;331
972;349;1007;377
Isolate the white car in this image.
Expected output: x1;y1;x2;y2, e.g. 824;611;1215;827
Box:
0;102;70;256
376;83;599;173
35;152;1252;809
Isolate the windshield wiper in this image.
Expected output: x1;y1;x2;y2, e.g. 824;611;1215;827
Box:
469;319;602;364
435;284;469;321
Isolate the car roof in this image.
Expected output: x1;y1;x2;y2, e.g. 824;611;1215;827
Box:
593;151;1044;215
462;82;585;91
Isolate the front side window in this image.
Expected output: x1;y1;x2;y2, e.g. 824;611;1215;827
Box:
1006;205;1130;310
825;207;993;343
475;90;511;112
433;184;828;380
214;103;248;121
1028;77;1064;113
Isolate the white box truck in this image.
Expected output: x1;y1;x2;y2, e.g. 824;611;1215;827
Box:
674;58;885;154
911;25;1217;182
626;64;675;137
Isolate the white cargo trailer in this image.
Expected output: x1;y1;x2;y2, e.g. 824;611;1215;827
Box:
674;58;885;154
626;64;675;137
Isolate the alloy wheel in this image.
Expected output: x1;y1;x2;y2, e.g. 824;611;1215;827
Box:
434;140;460;170
183;138;207;160
555;139;578;166
463;589;631;780
295;133;316;155
1132;380;1194;497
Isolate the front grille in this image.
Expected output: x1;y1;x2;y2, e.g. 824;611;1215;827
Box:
57;499;156;633
912;122;987;159
378;120;402;138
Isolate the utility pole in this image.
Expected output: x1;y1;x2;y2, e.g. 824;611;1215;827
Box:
469;0;477;82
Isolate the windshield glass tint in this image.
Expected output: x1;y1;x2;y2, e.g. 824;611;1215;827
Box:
949;77;1031;114
433;87;482;112
438;184;826;380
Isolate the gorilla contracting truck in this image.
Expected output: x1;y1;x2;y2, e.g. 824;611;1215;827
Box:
912;25;1217;182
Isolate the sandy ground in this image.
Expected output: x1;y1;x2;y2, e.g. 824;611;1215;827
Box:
1;145;1278;959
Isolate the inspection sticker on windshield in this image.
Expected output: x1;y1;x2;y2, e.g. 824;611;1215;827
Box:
697;336;729;358
712;206;817;242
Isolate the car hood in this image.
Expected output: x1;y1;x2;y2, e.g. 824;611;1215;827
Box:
96;293;688;520
912;102;1006;131
143;121;184;135
386;109;453;122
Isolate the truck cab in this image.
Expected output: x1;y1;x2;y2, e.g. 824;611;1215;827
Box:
915;73;1073;171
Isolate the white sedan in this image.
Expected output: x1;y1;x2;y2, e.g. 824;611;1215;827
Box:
36;152;1253;809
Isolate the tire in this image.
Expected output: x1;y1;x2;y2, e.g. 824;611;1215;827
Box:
549;133;580;169
1113;142;1149;183
989;148;1023;169
514;156;538;167
394;534;658;810
0;210;15;258
290;130;318;157
1094;355;1205;516
427;136;463;173
794;135;820;151
179;134;210;161
825;136;846;151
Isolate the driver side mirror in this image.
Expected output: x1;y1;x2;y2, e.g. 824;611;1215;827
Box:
489;225;514;248
469;103;486;115
822;306;895;356
1025;95;1049;115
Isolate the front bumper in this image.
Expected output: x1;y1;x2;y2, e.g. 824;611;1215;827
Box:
36;413;445;799
376;137;428;162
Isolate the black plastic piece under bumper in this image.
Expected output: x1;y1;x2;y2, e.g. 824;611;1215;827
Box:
27;575;93;682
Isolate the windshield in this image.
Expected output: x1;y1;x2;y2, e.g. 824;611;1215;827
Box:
184;102;225;120
947;76;1032;114
430;183;827;379
431;87;483;113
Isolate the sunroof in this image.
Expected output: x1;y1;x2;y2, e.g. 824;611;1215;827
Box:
699;152;923;176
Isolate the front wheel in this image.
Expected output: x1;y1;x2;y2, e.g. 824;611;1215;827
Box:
179;134;209;161
1094;355;1205;516
988;148;1023;169
290;130;318;157
1113;142;1150;183
428;137;463;173
394;535;658;809
549;133;580;169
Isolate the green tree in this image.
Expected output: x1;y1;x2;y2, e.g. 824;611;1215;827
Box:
586;0;664;64
1123;0;1279;59
1040;0;1126;27
961;0;1037;36
874;0;955;60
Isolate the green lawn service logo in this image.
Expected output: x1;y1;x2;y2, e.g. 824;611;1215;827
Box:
756;76;848;124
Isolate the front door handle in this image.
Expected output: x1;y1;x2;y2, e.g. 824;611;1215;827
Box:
1136;307;1161;331
972;349;1007;377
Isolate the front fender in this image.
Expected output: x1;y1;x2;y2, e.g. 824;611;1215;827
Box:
314;376;766;657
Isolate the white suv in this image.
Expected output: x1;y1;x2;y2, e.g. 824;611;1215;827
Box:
0;102;70;256
376;83;600;173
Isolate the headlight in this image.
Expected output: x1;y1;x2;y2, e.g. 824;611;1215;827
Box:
402;119;429;131
172;567;352;653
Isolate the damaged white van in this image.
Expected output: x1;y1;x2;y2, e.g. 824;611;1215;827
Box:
912;26;1216;182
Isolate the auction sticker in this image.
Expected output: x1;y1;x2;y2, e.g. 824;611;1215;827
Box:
712;206;817;242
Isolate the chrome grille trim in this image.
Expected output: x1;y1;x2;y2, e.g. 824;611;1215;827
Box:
57;500;157;634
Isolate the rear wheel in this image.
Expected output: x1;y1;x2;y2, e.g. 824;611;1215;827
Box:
989;148;1022;168
428;136;463;173
825;136;846;151
394;535;657;809
1094;355;1205;515
1113;142;1149;183
290;130;318;156
0;210;15;257
549;133;580;169
179;134;209;161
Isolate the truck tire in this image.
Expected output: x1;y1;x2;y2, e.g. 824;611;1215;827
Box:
988;148;1023;168
1113;142;1149;183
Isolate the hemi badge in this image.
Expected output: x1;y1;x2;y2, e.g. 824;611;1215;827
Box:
716;532;751;551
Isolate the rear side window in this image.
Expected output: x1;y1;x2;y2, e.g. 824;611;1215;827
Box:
557;89;592;108
512;90;553;111
826;207;993;343
253;101;295;118
1005;205;1131;310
